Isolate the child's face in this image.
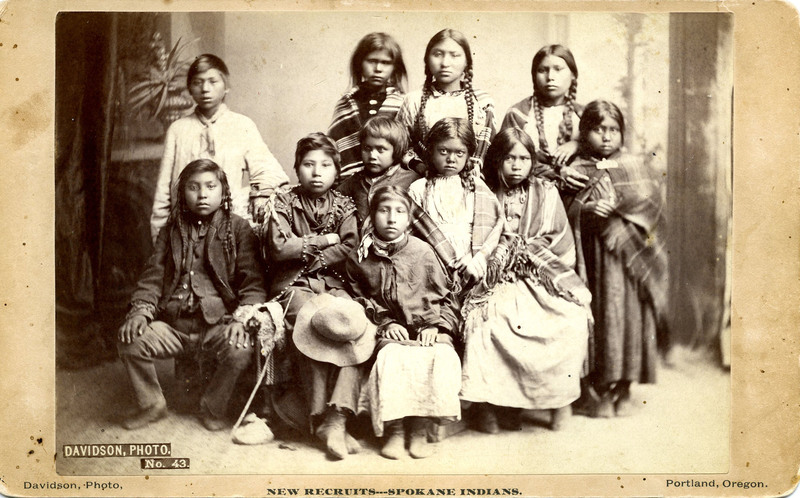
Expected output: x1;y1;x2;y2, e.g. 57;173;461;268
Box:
372;199;410;241
297;150;338;197
361;49;395;90
189;68;227;116
184;171;223;217
499;141;534;187
585;116;623;158
427;39;467;92
361;136;395;177
534;55;573;105
430;137;469;177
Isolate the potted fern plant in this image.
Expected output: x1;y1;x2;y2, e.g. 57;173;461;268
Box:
127;32;198;131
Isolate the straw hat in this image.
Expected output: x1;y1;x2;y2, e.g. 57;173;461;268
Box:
293;294;377;367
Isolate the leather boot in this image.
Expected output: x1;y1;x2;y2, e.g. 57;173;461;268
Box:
315;408;348;460
408;417;435;459
380;420;405;460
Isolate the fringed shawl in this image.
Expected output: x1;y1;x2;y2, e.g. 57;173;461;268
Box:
489;178;591;308
471;179;504;257
566;152;669;332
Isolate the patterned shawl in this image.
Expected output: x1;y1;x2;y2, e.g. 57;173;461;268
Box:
566;152;669;331
328;86;404;180
489;178;591;308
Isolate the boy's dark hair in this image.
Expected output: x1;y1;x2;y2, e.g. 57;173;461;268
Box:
358;116;410;165
293;133;342;174
424;117;477;191
368;185;412;224
187;54;230;88
349;32;408;93
172;158;236;263
578;99;626;151
483;127;538;192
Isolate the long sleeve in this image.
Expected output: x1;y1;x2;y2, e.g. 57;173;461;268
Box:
131;224;172;308
232;219;269;305
150;125;178;242
242;118;289;195
318;211;359;268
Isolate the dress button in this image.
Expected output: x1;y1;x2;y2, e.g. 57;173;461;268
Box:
506;216;513;222
182;284;188;289
190;271;194;276
369;99;378;105
368;109;377;115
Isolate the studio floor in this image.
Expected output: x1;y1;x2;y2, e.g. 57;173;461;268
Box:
55;346;729;476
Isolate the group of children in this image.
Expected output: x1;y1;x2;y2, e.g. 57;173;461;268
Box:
117;29;669;461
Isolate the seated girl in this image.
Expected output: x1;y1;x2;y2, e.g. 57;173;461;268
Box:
407;117;504;334
460;128;592;433
346;186;460;459
262;133;363;458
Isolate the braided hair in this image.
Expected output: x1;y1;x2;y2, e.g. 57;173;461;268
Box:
170;158;236;267
530;45;579;156
416;29;476;154
424;117;477;192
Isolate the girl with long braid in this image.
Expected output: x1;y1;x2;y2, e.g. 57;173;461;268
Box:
501;45;589;192
397;29;497;177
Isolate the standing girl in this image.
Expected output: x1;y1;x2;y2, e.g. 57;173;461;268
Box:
397;29;497;176
407;117;504;333
565;100;669;417
328;33;408;182
150;54;289;240
459;128;592;433
347;186;460;460
500;45;588;191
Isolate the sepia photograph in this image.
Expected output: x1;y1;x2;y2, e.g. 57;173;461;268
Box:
2;1;799;497
54;10;731;476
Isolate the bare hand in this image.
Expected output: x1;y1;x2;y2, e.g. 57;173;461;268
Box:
118;315;148;344
249;196;270;225
461;253;487;285
225;322;252;349
560;166;590;190
418;327;438;347
584;199;615;218
324;233;341;247
381;323;409;341
552;140;579;166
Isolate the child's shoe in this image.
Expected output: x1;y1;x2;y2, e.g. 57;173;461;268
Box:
613;381;633;417
497;406;522;431
200;405;227;431
316;408;348;460
380;420;405;460
408;417;435;459
595;392;616;418
476;403;499;434
122;398;168;430
550;405;572;431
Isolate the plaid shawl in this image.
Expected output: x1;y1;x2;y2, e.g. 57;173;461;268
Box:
328;87;405;180
500;96;583;182
566;153;669;331
471;179;504;258
488;179;591;307
398;87;497;174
